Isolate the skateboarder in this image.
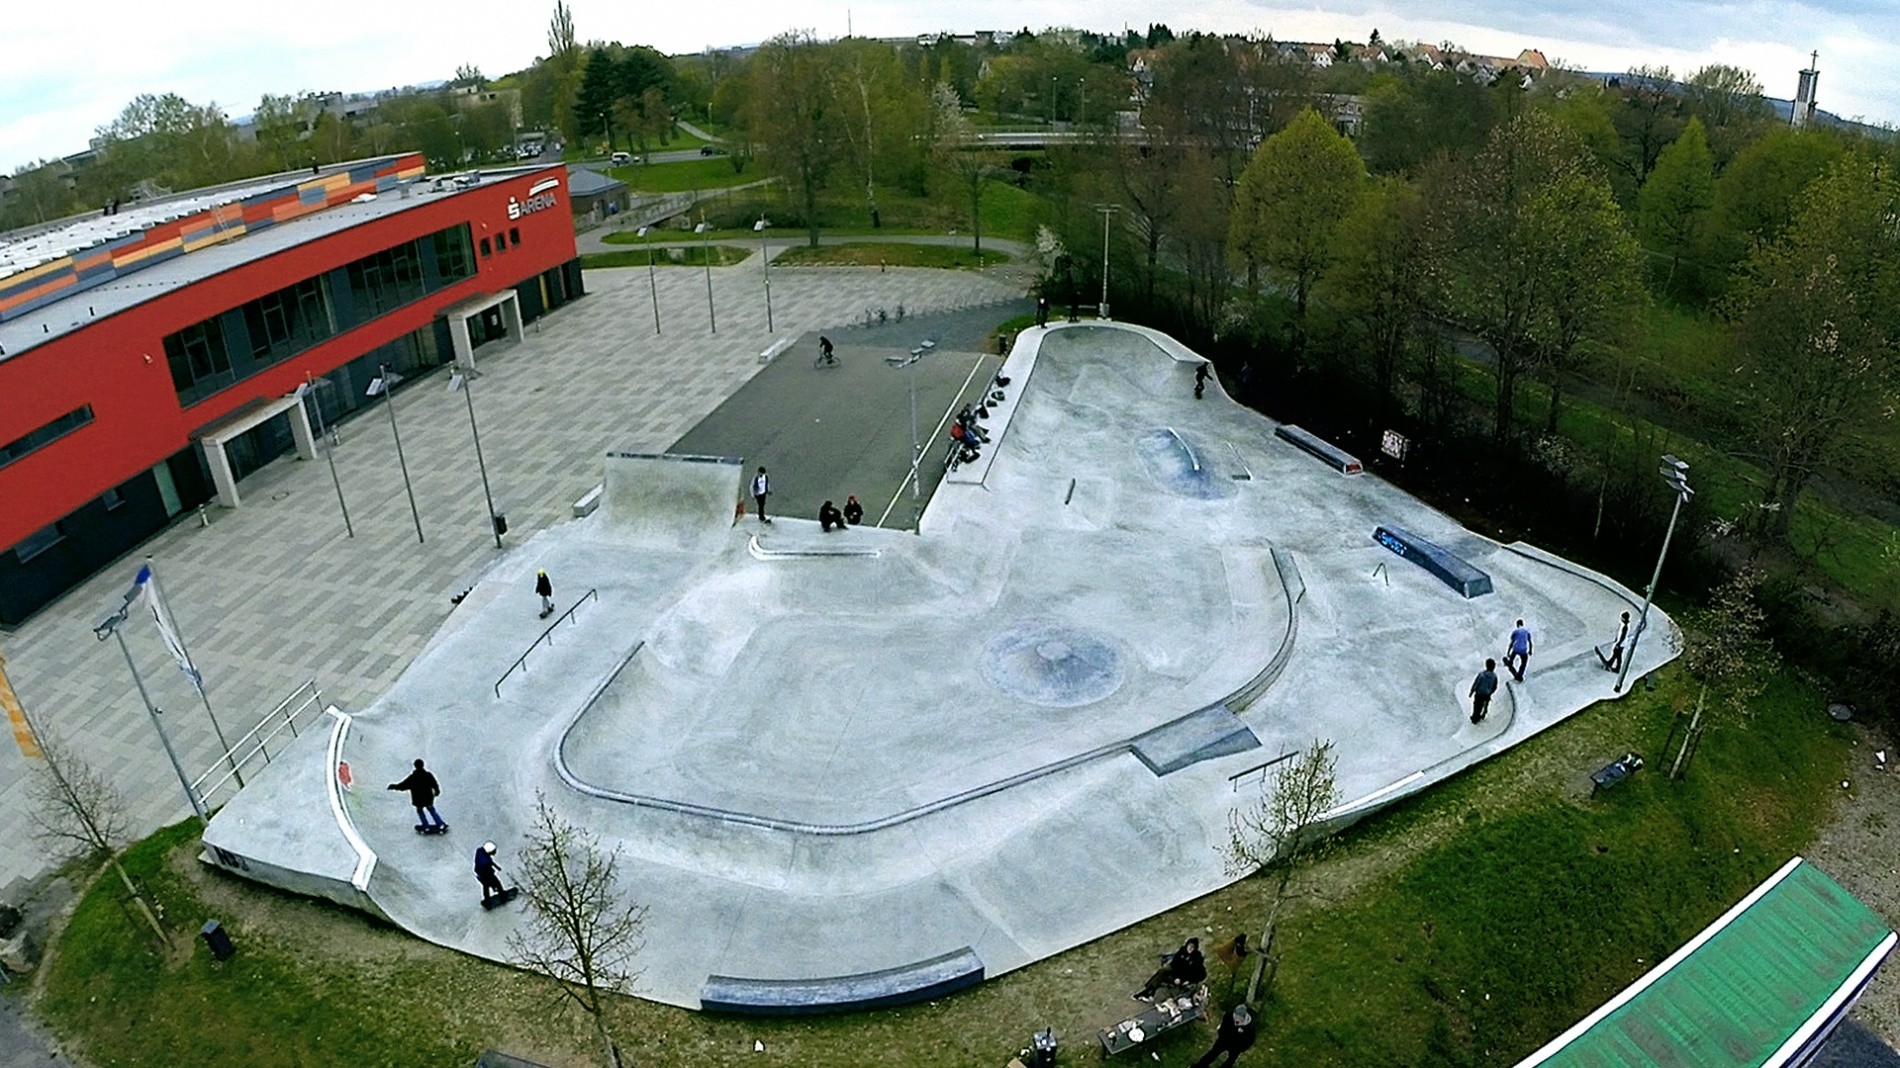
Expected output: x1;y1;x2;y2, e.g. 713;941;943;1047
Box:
535;569;554;619
1505;620;1534;682
751;467;772;524
818;336;836;366
1194;362;1211;399
1596;611;1632;672
819;500;847;532
475;842;507;905
1470;658;1499;724
386;758;445;831
1036;295;1049;327
1190;1003;1257;1068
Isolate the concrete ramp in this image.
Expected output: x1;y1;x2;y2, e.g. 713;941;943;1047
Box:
601;452;743;553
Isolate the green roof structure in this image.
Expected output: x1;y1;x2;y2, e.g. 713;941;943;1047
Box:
1517;857;1896;1068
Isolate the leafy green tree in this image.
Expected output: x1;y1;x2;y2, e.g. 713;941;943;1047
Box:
1727;154;1900;540
545;0;584;142
1684;63;1772;168
749;32;842;246
1318;176;1431;416
1429;110;1595;442
1700;126;1844;293
1611;65;1684;189
1531;168;1645;432
1638;116;1716;291
1;162;78;228
1360;68;1498;175
575;48;620;151
1230;107;1366;356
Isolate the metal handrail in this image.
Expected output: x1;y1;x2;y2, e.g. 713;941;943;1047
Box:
190;679;325;806
495;588;599;697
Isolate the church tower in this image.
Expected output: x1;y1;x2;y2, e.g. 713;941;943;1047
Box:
1791;51;1819;128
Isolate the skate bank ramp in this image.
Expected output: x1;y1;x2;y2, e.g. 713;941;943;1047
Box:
601;452;743;552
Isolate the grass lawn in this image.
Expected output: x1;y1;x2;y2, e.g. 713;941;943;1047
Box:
581;246;751;270
608;158;762;193
769;243;1010;269
34;659;1855;1068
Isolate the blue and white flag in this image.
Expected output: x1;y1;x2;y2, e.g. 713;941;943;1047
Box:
124;564;204;696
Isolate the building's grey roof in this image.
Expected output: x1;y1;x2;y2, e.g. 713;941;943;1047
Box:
565;166;625;196
0;165;558;365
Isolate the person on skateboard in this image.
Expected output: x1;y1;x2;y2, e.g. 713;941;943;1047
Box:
475;842;510;906
387;758;446;832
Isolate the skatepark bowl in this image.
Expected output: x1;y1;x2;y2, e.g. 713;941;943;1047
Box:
203;321;1676;1013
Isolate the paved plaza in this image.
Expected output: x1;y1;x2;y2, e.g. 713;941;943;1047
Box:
200;319;1674;1010
0;255;1023;897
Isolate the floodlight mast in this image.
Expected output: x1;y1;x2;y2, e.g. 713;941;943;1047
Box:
1616;454;1693;693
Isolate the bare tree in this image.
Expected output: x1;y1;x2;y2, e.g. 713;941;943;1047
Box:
509;795;646;1068
1222;739;1340;1005
29;730;168;947
1672;568;1775;779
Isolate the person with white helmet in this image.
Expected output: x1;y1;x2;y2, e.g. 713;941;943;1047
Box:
474;841;506;905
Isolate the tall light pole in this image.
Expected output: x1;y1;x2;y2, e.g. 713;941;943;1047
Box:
448;367;502;549
94;608;207;820
753;216;774;334
1096;203;1120;319
1616;454;1694;693
892;339;936;504
636;226;660;335
299;374;352;538
695;221;716;334
369;365;424;544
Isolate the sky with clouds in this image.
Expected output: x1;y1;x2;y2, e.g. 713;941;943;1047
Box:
4;1;1893;174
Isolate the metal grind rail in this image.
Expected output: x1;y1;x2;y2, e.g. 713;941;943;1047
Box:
190;679;326;811
495;588;599;697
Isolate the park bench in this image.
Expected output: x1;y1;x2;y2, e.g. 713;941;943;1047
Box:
1590;752;1644;797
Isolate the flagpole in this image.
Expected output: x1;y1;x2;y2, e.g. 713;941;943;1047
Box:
145;558;242;788
95;611;208;821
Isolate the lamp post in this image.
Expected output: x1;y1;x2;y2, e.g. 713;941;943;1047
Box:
891;339;937;504
94;608;208;820
1616;454;1694;693
448;366;502;549
369;365;424;544
1095;203;1120;319
753;217;774;333
695;221;716;334
636;225;660;335
299;374;352;538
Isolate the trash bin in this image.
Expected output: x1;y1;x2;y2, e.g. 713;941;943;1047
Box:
1031;1027;1057;1068
201;919;235;962
492;513;508;537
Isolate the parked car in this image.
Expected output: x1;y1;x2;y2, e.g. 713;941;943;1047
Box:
611;151;632;165
699;144;722;156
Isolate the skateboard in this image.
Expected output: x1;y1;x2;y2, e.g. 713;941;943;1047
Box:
481;886;521;910
415;823;449;836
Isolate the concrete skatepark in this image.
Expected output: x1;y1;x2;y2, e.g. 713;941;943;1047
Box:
202;320;1678;1012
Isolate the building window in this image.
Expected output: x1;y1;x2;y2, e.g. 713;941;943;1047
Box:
13;522;63;563
432;224;474;282
509;227;520;247
240;276;333;363
101;487;125;510
346;241;427;320
479;236;492;257
163;318;232;397
0;406;94;469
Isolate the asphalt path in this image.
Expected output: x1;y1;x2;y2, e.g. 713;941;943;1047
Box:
669;302;1029;530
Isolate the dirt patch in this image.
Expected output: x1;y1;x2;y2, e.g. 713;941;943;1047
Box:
1803;719;1900;1049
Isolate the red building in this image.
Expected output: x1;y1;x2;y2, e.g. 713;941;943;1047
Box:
0;154;582;627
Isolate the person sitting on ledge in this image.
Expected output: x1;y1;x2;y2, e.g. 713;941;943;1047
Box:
842;495;864;525
819;500;847;532
1135;937;1206;1001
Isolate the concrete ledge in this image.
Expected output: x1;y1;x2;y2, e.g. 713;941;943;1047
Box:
944;329;1038;486
1275;425;1363;474
759;337;795;364
1373;525;1494;598
572;485;603;517
1131;706;1261;776
746;533;880;559
702;947;985;1015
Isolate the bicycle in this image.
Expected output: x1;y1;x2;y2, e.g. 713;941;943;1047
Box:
814;341;840;370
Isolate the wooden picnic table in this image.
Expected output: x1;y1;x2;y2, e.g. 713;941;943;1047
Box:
1097;984;1209;1056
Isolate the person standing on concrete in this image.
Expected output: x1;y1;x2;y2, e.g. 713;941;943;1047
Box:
843;495;864;525
1596;611;1632;672
387;758;446;831
1194;362;1211;399
751;467;772;524
475;842;506;905
1190;1003;1257;1068
1504;620;1534;682
534;569;554;619
1036;295;1049;327
1470;659;1499;724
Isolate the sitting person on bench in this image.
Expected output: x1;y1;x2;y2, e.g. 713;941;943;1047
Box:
819;500;847;532
1135;937;1206;1000
950;422;981;460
